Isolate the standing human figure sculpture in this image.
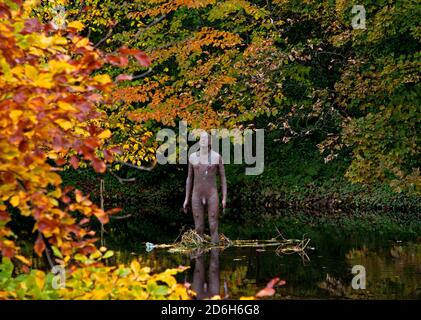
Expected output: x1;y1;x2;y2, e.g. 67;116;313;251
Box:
183;132;227;244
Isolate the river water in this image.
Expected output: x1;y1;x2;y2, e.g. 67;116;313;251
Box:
112;231;421;299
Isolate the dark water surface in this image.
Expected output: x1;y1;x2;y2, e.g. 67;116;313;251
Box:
111;233;421;299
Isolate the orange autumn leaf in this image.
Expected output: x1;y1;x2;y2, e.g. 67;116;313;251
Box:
34;235;46;257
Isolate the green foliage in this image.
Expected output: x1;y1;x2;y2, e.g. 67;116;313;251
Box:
0;258;59;299
0;257;191;300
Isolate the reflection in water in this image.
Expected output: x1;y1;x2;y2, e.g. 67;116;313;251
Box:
108;236;421;299
191;248;220;299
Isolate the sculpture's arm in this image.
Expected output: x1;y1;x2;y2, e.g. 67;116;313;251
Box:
183;161;193;213
218;155;227;208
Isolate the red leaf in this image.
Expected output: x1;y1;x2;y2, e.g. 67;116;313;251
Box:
56;158;66;166
108;146;121;155
92;158;106;173
2;171;15;183
79;218;89;225
116;74;133;81
255;277;285;298
118;46;137;55
94;209;109;224
13;90;27;104
106;207;122;215
34;235;46;257
134;52;151;67
256;287;275;298
0;211;10;221
0;4;12;19
105;54;128;67
70;155;79;169
18;140;28;152
266;277;280;288
103;149;113;161
21;18;43;34
22;265;30;274
2;246;15;258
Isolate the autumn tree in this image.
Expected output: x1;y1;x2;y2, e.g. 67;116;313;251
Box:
30;0;420;189
0;0;150;263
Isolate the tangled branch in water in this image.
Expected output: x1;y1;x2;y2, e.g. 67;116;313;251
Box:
146;229;313;260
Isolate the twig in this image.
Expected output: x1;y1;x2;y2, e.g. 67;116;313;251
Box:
100;179;105;247
135;14;167;37
107;166;136;184
110;214;132;220
173;225;187;244
131;68;153;80
39;232;55;269
94;24;117;48
116;159;157;171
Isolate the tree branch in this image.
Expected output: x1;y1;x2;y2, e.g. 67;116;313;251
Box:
110;214;132;220
116;159;157;171
106;165;136;184
94;23;117;48
131;68;153;80
135;14;167;37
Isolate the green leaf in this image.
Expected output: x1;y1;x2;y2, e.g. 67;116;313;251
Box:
152;285;169;296
102;250;114;259
51;246;63;259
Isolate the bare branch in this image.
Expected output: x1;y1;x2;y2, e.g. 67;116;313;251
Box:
107;166;136;184
94;23;117;48
135;14;167;37
116;159;157;171
110;214;133;220
131;68;153;80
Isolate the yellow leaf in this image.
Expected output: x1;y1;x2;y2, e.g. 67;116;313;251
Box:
49;60;75;74
73;36;90;48
10;110;23;123
52;36;68;45
68;21;85;31
98;129;112;139
47;151;58;159
55;119;73;130
24;64;38;80
49;198;59;206
57;101;77;112
130;260;140;275
93;74;112;85
34;73;53;89
75;191;83;203
10;195;20;207
74;126;88;136
34;271;45;289
15;255;31;265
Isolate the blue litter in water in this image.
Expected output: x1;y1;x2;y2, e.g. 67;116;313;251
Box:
145;242;155;252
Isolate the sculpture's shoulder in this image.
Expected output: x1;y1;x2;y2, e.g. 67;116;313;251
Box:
188;152;199;165
210;150;222;164
188;150;221;165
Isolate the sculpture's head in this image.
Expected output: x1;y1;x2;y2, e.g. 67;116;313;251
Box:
199;131;211;149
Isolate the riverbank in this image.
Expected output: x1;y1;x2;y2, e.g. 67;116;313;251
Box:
60;167;421;245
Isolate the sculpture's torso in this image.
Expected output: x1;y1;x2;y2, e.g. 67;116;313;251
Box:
190;150;220;205
185;147;226;243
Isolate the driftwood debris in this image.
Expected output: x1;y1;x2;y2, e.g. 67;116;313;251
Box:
145;229;313;259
